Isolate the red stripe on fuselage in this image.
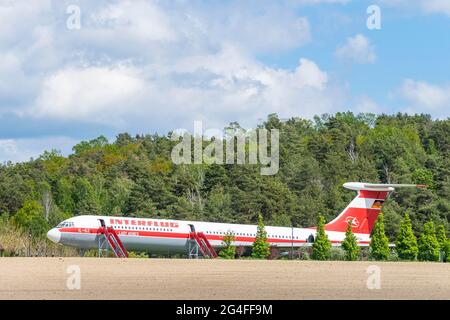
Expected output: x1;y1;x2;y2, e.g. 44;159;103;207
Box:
58;227;370;245
59;227;188;239
58;227;305;243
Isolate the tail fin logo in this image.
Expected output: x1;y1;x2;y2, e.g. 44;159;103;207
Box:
345;216;360;227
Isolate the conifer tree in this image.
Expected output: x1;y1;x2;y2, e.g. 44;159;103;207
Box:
436;224;447;261
395;213;418;260
312;215;332;260
418;221;440;262
342;220;360;261
445;240;450;263
251;215;270;259
219;231;236;259
370;213;390;260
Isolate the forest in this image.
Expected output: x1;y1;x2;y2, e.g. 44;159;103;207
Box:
0;112;449;256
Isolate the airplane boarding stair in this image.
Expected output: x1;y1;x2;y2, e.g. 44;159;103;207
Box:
189;231;218;258
97;224;129;258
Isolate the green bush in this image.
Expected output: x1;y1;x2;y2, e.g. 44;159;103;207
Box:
359;247;371;261
445;240;450;262
330;247;345;261
436;224;447;262
218;231;236;259
13;200;49;238
296;247;310;260
388;249;399;261
370;214;390;260
418;221;440;262
341;220;360;261
128;251;149;258
395;213;418;260
83;249;99;257
312;215;332;260
251;215;270;259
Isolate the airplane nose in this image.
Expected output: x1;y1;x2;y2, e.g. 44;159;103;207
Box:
47;228;61;243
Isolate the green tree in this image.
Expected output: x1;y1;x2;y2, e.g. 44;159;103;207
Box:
55;178;75;214
219;231;236;259
395;213;418;260
72;135;109;154
412;168;434;189
445;240;450;263
370;214;390;260
205;186;234;223
312;215;332;260
436;224;447;256
13;200;49;238
437;225;448;263
107;177;133;215
73;177;103;215
341;220;360;261
251;214;270;259
418;221;440;262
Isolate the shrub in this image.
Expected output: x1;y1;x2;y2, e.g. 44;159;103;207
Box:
128;251;149;258
436;224;447;262
418;221;440;262
251;215;270;259
445;240;450;263
395;213;418;260
370;214;390;260
341;220;360;261
218;231;236;259
388;249;399;261
312;215;332;260
297;247;310;260
330;247;346;261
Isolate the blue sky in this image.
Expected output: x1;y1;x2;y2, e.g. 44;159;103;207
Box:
0;0;449;162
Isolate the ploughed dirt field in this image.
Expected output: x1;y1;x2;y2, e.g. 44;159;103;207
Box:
0;258;449;299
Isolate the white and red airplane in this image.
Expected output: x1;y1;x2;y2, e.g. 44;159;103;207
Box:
47;182;424;254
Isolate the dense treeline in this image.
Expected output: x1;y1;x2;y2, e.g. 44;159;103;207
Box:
0;112;449;247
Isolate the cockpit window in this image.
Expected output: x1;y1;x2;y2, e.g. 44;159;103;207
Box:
56;221;74;228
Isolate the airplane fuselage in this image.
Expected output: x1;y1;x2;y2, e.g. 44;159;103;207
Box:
47;215;370;254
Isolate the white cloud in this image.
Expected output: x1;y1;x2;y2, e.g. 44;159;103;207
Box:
395;79;450;115
0;140;18;158
423;0;450;16
379;0;450;17
353;95;382;113
81;0;312;56
0;136;78;163
26;48;339;131
197;7;311;53
0;1;52;46
0;0;370;162
335;34;376;64
165;52;338;126
294;0;350;3
89;0;177;42
293;58;328;89
30;65;145;125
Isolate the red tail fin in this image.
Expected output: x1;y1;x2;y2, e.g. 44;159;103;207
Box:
325;189;389;234
325;183;424;235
